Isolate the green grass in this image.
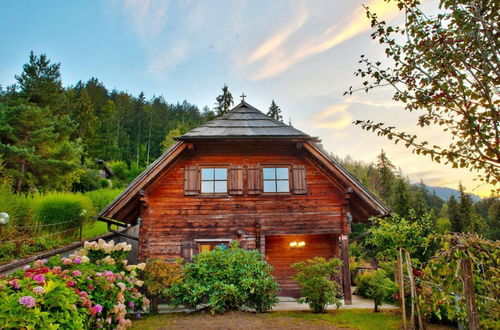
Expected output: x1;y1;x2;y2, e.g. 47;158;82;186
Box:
266;309;402;329
81;221;108;239
129;309;403;330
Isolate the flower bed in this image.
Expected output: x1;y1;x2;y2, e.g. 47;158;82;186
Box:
0;239;148;329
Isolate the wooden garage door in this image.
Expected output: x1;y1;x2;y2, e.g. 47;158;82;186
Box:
265;234;338;297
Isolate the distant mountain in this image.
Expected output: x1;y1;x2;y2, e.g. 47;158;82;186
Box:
423;185;481;203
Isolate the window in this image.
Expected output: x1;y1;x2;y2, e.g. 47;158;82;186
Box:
200;168;227;194
263;167;290;193
195;239;231;254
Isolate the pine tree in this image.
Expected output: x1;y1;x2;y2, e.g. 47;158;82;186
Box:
447;195;461;232
376;150;395;202
73;89;98;143
390;170;412;217
15;51;64;110
267;100;283;122
0;103;81;192
214;84;233;116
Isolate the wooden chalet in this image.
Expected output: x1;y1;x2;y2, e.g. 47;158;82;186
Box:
98;101;390;302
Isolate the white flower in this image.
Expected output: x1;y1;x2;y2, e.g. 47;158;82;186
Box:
122;260;128;266
134;280;144;287
136;263;146;271
80;256;90;263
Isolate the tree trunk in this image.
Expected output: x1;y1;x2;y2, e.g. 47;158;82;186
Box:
461;256;480;330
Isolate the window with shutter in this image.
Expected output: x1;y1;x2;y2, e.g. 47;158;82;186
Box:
262;167;290;193
292;165;307;195
228;166;243;195
184;166;198;195
247;164;262;195
200;167;228;194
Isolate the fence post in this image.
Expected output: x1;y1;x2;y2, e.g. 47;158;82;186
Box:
405;251;424;330
461;255;479;330
79;218;83;241
398;248;407;330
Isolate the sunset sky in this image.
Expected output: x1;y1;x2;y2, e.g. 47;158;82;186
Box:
0;0;494;196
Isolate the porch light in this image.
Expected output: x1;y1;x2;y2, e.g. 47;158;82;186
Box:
289;241;305;248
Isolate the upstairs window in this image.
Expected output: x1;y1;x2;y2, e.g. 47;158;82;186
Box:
263;167;290;193
200;168;227;194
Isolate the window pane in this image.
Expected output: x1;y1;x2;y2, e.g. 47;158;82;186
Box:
201;181;214;193
276;167;289;179
214;168;227;180
263;168;275;179
276;180;290;192
214;180;227;193
199;244;212;254
263;180;276;192
201;168;214;180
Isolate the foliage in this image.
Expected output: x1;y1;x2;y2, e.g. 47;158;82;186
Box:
0;239;149;329
141;258;184;314
291;257;342;313
355;269;397;312
367;212;431;266
84;188;122;212
347;0;500;187
421;233;499;329
214;84;234;116
168;242;279;314
33;192;95;230
160;126;183;151
267;100;283;122
72;169;102;193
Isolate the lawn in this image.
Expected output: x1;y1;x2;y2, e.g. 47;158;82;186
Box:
130;310;398;330
130;310;457;330
81;220;109;239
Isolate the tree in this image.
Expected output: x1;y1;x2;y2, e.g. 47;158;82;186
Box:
214;84;233;116
15;51;64;110
72;89;98;144
0;103;81;192
347;0;500;188
376;149;395;202
390;170;412;217
160;126;182;151
267;100;283;122
447;195;461;232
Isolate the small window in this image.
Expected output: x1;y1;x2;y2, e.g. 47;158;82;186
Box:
263;167;290;193
200;168;227;194
198;243;228;254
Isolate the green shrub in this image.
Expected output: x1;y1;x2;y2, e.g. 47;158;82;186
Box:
292;257;343;313
84;188;122;212
168;242;279;313
108;161;128;182
142;258;184;314
72;169;102;192
0;182;32;226
355;269;396;312
33;192;95;231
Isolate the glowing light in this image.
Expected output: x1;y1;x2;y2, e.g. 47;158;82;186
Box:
289;241;298;247
289;241;305;248
298;241;305;247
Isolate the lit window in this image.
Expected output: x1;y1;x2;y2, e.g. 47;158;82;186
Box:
200;168;227;194
263;167;289;193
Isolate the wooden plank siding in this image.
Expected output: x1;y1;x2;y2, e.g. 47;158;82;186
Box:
265;234;339;297
139;141;344;260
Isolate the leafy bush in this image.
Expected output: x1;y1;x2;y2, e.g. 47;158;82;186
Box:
84;188;122;211
0;181;32;226
108;161;128;185
0;239;149;329
141;258;184;314
355;269;396;312
292;257;342;313
33;192;95;230
168;242;279;313
72;169;102;192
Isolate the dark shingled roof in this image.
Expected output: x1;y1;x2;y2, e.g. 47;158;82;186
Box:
178;101;313;140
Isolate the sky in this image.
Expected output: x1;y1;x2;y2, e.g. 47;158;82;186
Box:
0;0;495;197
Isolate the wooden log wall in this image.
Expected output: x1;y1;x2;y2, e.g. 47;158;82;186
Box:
139;141;345;260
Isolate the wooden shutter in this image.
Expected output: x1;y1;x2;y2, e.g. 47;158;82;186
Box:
181;241;197;261
292;165;307;195
228;166;243;195
184;166;198;195
247;164;262;195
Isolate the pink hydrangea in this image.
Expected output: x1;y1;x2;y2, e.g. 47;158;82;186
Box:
52;266;62;274
117;282;126;291
73;257;81;264
72;270;82;277
32;286;45;295
8;279;20;289
66;280;75;288
19;296;35;308
62;258;72;265
32;274;45;284
128;301;134;308
94;304;103;313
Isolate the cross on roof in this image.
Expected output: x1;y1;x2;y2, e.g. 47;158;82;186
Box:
240;93;247;102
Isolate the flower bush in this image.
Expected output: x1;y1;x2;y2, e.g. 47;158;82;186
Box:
168;242;279;314
0;239;148;329
355;269;396;312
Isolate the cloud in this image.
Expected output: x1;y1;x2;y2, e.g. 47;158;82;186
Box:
313;102;352;130
147;41;189;78
246;0;400;80
247;4;310;63
123;0;170;39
